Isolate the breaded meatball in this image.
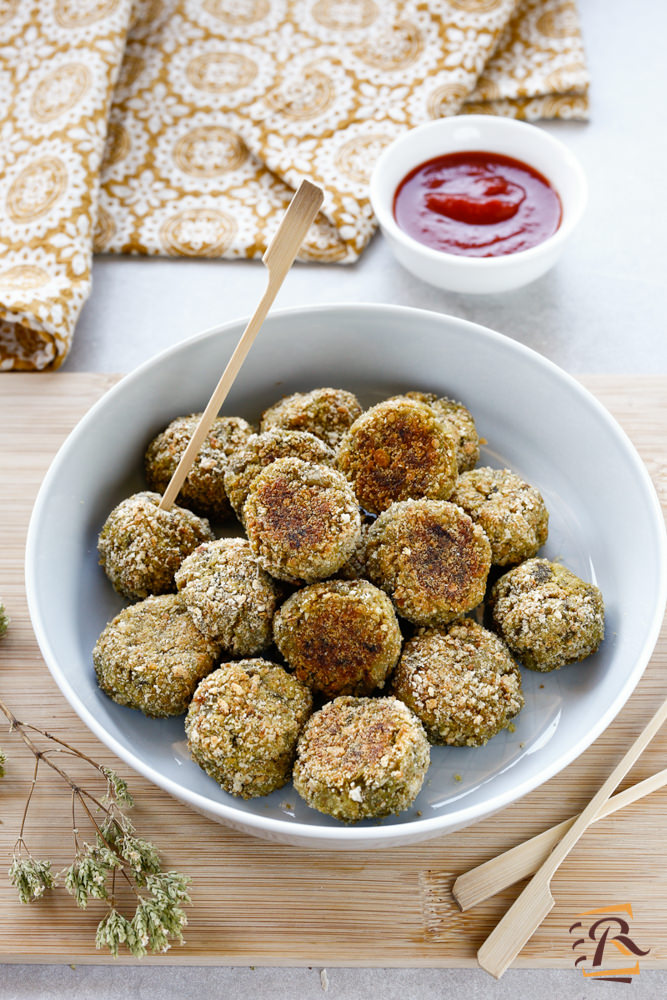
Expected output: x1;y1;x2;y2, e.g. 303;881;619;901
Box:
364;499;492;626
223;429;334;523
93;594;220;717
292;696;429;822
98;491;215;601
273;580;402;698
145;413;254;519
398;391;480;472
449;467;549;566
390;619;524;746
185;659;312;798
244;457;361;583
260;387;362;449
336;398;458;514
489;558;605;672
175;538;280;656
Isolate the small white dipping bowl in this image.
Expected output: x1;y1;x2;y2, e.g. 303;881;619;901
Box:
370;115;588;294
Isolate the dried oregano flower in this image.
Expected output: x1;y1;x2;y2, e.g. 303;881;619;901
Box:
101;766;134;808
0;675;191;958
0;598;9;639
8;857;55;903
0;747;5;778
96;908;140;959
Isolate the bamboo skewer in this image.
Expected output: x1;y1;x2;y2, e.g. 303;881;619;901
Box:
158;180;324;512
453;767;667;912
477;697;667;979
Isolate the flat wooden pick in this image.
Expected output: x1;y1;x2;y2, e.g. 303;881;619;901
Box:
158;180;324;512
477;697;667;979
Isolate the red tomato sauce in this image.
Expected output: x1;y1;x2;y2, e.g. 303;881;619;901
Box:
393;151;562;257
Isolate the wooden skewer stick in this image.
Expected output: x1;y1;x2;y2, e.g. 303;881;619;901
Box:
453;767;667;912
158;180;324;512
476;696;667;979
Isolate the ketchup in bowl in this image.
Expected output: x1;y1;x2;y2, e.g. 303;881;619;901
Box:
393;151;562;258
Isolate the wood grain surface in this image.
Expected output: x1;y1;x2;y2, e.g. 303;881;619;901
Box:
0;373;665;968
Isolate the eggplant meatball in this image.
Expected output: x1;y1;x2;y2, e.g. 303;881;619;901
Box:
244;457;361;583
224;429;334;523
175;538;280;656
449;467;549;566
260;387;362;450
489;558;605;672
292;696;429;822
390;619;524;746
98;491;214;601
185;659;312;798
364;499;491;626
398;392;480;472
145;413;253;519
273;580;402;698
336;397;458;514
93;594;220;717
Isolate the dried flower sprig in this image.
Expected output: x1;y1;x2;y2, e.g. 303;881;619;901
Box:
0;607;191;958
0;597;9;638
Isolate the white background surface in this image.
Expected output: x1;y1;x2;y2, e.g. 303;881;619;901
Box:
6;0;667;996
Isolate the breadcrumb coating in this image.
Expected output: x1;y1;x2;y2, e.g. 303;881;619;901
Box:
93;594;221;717
273;579;402;698
98;491;215;601
260;387;362;449
224;428;334;523
336;398;458;514
293;696;429;821
364;499;492;626
396;391;480;472
489;558;605;672
450;467;549;566
244;457;361;583
175;538;280;655
145;414;254;519
390;619;524;746
185;659;312;798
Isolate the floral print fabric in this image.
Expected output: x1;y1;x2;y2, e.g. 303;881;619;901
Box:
0;0;588;370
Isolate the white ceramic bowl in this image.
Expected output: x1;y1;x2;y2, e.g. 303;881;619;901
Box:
370;116;588;293
26;304;666;850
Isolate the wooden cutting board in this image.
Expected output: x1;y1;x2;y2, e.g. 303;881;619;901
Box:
0;373;665;968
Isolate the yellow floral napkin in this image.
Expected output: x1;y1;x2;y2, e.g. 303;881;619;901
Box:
0;0;588;371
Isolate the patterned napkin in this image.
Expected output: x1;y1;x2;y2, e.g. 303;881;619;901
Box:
0;0;588;371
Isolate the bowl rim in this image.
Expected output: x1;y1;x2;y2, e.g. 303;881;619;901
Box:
25;302;667;845
369;115;588;270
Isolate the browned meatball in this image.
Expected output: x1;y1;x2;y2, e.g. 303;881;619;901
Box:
145;413;253;518
273;580;402;698
175;538;280;656
489;558;605;672
336;397;458;514
364;499;492;626
93;594;221;717
449;467;549;566
97;491;215;601
293;696;430;821
260;387;362;449
397;391;480;472
185;659;312;798
244;457;361;583
223;428;334;523
390;619;524;746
